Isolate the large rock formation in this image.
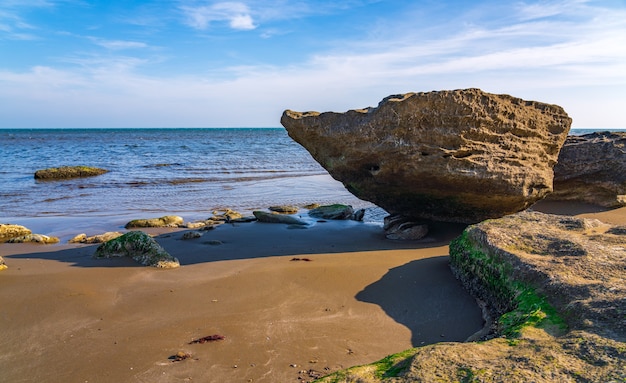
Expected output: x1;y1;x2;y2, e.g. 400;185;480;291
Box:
550;131;626;207
281;89;571;223
317;211;626;382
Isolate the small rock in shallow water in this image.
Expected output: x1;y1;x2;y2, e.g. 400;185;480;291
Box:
125;215;184;228
182;231;202;240
34;165;108;180
269;205;299;214
253;211;308;225
0;256;7;271
308;204;354;220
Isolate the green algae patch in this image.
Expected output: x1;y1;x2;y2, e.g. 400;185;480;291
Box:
93;231;179;268
313;211;626;383
34;166;108;180
449;231;566;338
308;204;354;220
318;348;418;383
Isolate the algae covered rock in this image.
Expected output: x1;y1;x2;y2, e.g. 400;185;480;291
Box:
125;215;184;229
93;231;180;268
0;224;32;243
450;210;625;340
34;166;108;180
316;211;626;383
308;204;354;220
6;234;60;244
282;89;571;223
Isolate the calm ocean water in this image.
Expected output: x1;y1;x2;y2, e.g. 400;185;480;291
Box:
0;127;622;239
0;128;380;237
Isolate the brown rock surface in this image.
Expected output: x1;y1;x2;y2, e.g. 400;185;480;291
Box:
281;89;571;223
0;224;31;243
550;131;626;207
318;211;626;382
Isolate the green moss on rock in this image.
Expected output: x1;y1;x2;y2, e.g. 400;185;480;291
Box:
34;166;108;180
93;231;179;268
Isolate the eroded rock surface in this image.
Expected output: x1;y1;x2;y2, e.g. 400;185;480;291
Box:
451;211;625;341
281;89;571;223
318;211;626;382
0;224;31;243
93;231;179;268
550;131;626;207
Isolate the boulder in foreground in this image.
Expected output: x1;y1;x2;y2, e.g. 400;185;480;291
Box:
318;211;625;382
281;89;571;223
550;131;626;207
34;166;108;180
93;231;179;268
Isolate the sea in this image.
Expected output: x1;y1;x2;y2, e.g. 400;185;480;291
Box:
0;127;622;240
0;128;382;240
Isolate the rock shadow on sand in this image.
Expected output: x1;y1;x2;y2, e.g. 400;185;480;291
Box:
356;257;485;347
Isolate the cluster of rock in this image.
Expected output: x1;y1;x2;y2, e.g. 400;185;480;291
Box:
0;204;364;271
282;88;572;225
0;223;61;271
319;211;626;382
0;223;59;245
34;165;108;180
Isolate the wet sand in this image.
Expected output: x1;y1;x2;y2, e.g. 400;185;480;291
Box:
1;203;623;383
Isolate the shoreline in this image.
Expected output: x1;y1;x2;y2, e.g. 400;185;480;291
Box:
1;213;478;383
1;201;624;382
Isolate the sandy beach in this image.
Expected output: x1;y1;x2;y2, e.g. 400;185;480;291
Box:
1;202;624;383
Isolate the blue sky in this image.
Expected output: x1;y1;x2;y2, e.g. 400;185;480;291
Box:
1;0;625;128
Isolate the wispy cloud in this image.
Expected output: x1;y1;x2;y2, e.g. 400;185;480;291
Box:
0;0;625;128
89;37;149;50
180;2;256;30
0;7;39;40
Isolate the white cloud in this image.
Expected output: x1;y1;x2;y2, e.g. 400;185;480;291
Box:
180;2;256;30
0;1;625;128
90;38;149;50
